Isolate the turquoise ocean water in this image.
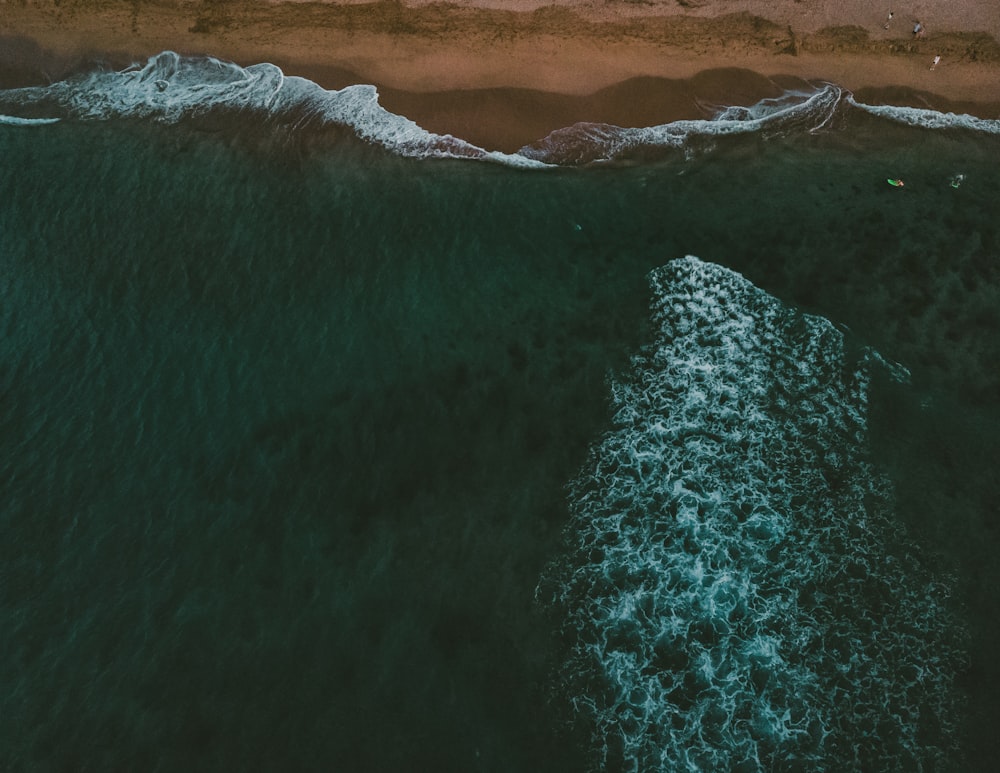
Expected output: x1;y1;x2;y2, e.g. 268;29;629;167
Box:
2;54;1000;771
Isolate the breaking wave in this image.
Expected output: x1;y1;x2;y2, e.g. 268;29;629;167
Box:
0;51;543;167
1;52;997;166
520;86;1000;164
849;99;1000;134
519;85;846;164
537;257;966;771
0;114;61;126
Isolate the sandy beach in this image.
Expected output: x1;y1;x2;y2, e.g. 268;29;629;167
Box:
3;0;1000;150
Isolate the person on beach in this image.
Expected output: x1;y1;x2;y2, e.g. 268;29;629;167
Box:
913;21;925;38
931;55;941;70
884;11;893;30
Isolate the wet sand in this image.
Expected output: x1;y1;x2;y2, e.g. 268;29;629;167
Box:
2;0;999;151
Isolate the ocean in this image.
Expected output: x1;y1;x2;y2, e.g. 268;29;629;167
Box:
2;53;999;771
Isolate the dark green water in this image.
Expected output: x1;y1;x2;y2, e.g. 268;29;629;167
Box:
1;110;999;771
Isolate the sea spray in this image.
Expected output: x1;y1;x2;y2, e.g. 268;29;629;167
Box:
538;256;966;771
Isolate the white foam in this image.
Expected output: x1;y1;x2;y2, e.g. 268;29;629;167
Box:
521;84;1000;164
0;52;546;168
520;85;844;164
2;53;995;166
847;96;1000;134
0;114;60;126
539;256;965;771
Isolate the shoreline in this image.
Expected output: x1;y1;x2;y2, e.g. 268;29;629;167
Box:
2;1;999;151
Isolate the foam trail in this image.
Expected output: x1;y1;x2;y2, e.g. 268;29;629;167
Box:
520;85;844;164
2;53;995;166
539;257;965;771
0;114;60;126
0;52;545;167
847;96;1000;134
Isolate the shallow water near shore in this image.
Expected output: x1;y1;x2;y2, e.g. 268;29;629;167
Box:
2;65;1000;771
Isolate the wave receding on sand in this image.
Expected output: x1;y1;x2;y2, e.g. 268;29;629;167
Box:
2;51;998;167
1;0;999;151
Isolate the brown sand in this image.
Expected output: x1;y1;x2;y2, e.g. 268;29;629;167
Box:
2;0;999;151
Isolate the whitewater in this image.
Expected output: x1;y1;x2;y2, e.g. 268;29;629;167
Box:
2;51;998;166
538;257;966;771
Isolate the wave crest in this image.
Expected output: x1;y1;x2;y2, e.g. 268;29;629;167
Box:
0;114;60;126
520;85;846;164
848;96;1000;133
0;51;543;166
2;53;997;165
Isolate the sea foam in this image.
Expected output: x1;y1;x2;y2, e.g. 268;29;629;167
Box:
0;114;61;126
519;84;845;164
0;51;544;167
849;98;1000;134
538;256;965;771
1;52;996;166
